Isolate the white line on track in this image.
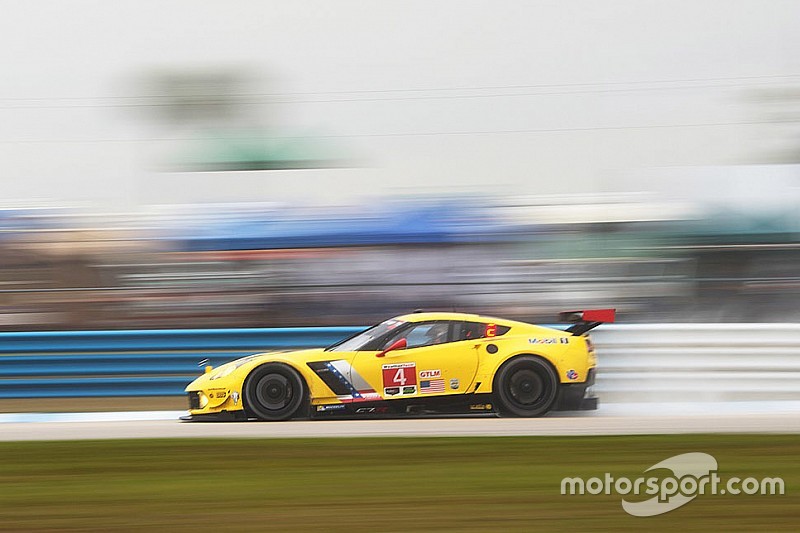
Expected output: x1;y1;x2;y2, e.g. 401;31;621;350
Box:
1;402;799;440
0;410;185;424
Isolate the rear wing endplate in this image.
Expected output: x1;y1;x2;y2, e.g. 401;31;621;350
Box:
558;309;616;336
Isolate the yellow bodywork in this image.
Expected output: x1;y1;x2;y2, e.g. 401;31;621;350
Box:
184;312;596;417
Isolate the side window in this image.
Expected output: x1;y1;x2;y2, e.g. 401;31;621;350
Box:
459;321;485;341
383;321;450;349
455;321;511;341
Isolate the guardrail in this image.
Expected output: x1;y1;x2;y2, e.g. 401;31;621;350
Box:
0;327;360;399
591;324;800;402
2;324;799;402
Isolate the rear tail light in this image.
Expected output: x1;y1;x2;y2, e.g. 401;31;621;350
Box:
585;336;595;352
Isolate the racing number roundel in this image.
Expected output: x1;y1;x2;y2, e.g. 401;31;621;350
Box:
382;362;417;387
381;362;417;396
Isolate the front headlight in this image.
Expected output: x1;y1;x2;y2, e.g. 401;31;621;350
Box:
207;354;261;380
209;364;237;380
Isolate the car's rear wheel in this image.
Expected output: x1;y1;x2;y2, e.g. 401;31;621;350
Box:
494;356;558;417
243;363;307;421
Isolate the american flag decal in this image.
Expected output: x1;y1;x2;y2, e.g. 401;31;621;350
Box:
420;379;446;393
307;360;381;402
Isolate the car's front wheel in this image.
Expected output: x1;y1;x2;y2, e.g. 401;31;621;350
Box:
494;356;558;417
243;363;307;421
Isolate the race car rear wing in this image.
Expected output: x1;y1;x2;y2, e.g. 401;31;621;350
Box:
558;309;616;335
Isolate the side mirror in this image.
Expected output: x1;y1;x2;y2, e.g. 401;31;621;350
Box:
377;338;407;357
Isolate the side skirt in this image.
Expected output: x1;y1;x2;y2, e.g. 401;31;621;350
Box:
311;393;498;418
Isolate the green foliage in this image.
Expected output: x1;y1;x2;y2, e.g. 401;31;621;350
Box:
0;435;796;531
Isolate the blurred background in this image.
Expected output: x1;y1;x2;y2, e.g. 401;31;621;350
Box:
1;0;799;330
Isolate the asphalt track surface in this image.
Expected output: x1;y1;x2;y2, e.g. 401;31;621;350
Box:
1;402;799;441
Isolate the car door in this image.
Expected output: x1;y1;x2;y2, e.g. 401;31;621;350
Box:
350;320;480;400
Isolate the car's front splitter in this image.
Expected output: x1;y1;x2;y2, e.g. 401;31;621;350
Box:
180;410;249;422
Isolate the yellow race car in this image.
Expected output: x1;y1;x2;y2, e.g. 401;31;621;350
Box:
182;309;614;421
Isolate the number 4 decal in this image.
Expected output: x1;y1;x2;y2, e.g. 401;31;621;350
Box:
392;367;407;386
382;362;417;391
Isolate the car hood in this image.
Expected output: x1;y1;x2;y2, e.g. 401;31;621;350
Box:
227;347;328;366
187;347;331;391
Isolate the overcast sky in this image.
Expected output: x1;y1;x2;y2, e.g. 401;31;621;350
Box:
0;0;798;207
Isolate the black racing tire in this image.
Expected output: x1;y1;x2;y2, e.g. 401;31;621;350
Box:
493;356;558;417
243;363;308;421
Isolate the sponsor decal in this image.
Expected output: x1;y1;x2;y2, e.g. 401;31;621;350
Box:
231;391;240;405
384;387;401;396
338;392;382;402
402;385;417;395
485;323;497;337
469;403;493;410
419;369;441;379
316;404;346;412
356;406;389;414
358;392;383;401
360;392;383;401
420;379;446;393
566;369;579;380
529;338;569;345
382;362;417;370
450;378;460;390
384;319;404;331
382;362;417;390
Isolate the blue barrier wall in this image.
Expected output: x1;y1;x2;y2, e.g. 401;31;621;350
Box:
0;327;362;399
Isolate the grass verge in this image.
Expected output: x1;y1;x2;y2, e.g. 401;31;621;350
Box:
0;434;797;531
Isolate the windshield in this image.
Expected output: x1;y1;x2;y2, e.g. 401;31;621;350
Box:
325;319;406;352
